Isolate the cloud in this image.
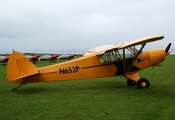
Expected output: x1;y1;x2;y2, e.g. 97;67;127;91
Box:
0;0;175;53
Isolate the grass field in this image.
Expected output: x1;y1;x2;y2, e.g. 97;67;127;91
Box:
0;55;175;120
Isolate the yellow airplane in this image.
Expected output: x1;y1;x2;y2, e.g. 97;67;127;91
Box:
7;35;171;91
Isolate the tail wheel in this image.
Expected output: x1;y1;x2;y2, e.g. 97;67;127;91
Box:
137;78;150;89
127;79;137;86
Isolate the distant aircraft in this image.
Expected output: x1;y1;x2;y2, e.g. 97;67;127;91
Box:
25;55;39;63
39;55;58;62
0;56;9;64
6;35;171;91
58;54;76;60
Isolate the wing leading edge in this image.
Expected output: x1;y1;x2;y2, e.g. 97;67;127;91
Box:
117;35;164;49
83;35;164;56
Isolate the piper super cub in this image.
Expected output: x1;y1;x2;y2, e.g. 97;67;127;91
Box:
6;35;171;91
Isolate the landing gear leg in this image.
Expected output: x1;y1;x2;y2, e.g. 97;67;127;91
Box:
127;79;137;86
12;83;26;91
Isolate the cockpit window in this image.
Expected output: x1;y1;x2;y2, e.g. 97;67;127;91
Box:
100;49;121;63
100;45;142;63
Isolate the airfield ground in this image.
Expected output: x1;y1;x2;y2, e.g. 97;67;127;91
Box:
0;55;175;120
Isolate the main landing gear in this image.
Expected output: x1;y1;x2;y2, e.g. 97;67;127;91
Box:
137;78;150;89
127;78;150;89
12;83;26;91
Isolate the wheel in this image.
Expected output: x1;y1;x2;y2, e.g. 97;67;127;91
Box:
137;78;150;89
127;79;137;86
12;87;17;91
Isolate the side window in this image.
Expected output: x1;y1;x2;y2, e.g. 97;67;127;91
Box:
117;48;133;59
99;45;143;63
100;49;121;63
99;46;140;63
125;48;134;58
127;45;143;56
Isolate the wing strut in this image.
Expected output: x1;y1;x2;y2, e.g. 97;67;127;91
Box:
124;43;146;75
123;48;126;75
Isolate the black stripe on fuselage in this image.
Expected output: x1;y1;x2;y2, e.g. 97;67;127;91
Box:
82;63;112;69
82;60;141;76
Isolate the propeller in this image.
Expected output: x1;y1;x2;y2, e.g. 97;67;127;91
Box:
165;43;171;53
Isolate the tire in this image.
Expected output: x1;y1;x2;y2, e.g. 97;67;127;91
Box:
137;78;150;89
12;88;17;91
127;79;137;86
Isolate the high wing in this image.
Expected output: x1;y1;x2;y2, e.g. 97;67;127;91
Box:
83;44;114;56
116;35;164;49
83;35;164;56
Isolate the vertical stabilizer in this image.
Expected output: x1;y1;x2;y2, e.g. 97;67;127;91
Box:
7;51;39;84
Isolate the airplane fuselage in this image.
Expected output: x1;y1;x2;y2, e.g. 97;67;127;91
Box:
11;48;166;84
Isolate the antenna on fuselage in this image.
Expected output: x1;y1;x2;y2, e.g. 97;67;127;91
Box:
113;33;121;43
113;32;125;44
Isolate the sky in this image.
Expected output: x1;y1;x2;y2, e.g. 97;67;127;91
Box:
0;0;175;54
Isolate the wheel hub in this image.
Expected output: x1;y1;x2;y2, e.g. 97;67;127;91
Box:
141;82;147;87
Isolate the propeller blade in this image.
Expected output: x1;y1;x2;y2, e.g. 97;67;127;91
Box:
165;43;171;53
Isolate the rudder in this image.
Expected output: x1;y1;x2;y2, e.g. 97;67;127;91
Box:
7;51;39;84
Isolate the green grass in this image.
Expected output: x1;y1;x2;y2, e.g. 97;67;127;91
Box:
0;55;175;120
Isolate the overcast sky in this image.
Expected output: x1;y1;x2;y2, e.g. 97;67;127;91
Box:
0;0;175;54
